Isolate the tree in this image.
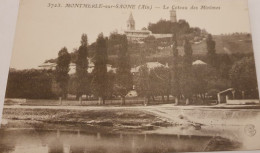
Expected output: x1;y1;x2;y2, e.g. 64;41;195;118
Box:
5;69;56;99
180;38;194;105
135;65;151;104
91;33;108;104
171;34;181;105
143;36;158;54
108;32;124;55
178;20;190;34
148;19;191;35
114;34;133;105
106;71;116;99
75;34;89;99
229;57;259;99
68;74;77;96
55;47;71;98
192;64;218;103
206;34;218;68
150;67;171;102
183;39;193;68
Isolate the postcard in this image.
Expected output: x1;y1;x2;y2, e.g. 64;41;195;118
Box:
1;0;260;152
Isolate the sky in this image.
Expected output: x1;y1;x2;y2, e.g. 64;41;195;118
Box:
10;0;251;69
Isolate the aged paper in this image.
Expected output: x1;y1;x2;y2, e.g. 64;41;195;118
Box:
1;0;260;152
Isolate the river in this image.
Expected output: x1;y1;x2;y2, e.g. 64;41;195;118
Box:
0;128;242;153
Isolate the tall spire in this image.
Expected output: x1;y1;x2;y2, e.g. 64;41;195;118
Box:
129;12;134;21
127;12;135;30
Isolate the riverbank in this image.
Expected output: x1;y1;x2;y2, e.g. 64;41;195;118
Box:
1;107;173;132
1;104;260;136
2;104;260;130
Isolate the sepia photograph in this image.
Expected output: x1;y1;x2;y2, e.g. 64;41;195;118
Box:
1;0;260;152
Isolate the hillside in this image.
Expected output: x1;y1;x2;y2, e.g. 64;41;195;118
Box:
149;34;254;57
193;34;253;55
45;34;254;67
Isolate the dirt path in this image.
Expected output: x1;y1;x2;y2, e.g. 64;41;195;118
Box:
141;104;260;126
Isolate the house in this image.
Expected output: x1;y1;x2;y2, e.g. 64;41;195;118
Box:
126;90;138;97
38;58;116;74
68;63;76;74
218;88;260;105
192;60;207;65
38;62;56;70
217;88;235;103
131;62;168;74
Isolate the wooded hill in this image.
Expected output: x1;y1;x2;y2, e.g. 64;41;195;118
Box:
45;33;253;67
45;19;253;67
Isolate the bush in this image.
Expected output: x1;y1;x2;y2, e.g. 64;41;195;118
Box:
5;69;57;99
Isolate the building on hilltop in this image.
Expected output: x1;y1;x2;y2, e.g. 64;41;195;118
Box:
127;12;135;30
124;29;152;42
170;9;177;23
124;12;152;42
124;10;176;42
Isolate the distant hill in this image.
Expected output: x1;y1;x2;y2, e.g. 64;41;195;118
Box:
148;34;253;57
192;34;253;55
213;34;253;54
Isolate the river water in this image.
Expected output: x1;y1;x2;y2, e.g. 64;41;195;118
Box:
0;128;242;153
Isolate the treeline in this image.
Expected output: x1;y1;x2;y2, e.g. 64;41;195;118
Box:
6;32;259;104
148;19;207;41
134;34;258;104
5;69;56;99
53;33;132;104
148;19;191;34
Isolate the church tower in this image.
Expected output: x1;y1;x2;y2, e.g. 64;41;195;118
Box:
170;9;177;23
127;12;135;30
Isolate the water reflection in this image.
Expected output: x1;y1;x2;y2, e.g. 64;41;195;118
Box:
48;138;63;153
0;130;15;153
0;129;241;153
70;145;84;153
